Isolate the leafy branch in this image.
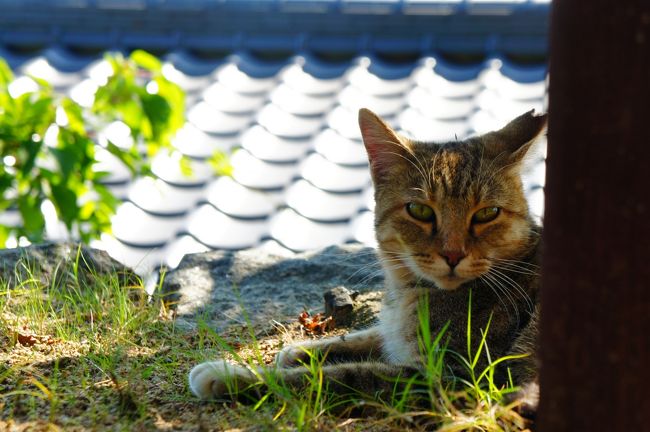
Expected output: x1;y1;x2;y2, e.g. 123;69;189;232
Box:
0;50;190;247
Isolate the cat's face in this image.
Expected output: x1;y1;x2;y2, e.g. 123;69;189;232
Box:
359;109;547;290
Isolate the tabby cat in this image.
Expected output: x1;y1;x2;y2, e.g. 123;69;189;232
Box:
189;108;547;409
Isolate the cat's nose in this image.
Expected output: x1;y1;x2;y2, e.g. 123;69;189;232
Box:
441;251;466;268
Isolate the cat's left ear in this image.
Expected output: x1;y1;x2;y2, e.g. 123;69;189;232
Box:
485;110;548;164
359;108;413;183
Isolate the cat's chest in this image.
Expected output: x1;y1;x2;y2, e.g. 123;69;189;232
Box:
378;286;513;364
377;289;421;364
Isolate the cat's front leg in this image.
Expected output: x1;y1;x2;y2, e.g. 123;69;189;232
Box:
190;359;421;402
276;326;383;367
189;360;261;400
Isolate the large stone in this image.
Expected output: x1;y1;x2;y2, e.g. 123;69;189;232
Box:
160;244;385;331
324;286;358;326
0;242;138;288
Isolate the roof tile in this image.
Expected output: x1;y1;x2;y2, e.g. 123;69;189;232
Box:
186;204;268;249
269;208;350;251
0;45;548;273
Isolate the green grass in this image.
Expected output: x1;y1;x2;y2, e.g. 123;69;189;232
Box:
0;249;532;431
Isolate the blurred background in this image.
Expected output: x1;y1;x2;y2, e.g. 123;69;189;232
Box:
0;0;550;276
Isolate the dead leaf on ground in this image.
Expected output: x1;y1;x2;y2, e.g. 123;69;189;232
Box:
298;311;335;335
13;327;58;347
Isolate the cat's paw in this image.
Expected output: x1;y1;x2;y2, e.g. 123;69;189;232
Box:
507;381;539;421
275;344;311;368
188;360;258;400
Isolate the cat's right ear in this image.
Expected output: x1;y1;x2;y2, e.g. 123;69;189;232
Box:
359;108;412;182
486;110;548;164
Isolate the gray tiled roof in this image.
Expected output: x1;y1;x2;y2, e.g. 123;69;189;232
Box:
2;51;547;275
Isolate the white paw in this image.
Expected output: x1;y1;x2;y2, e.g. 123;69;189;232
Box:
275;343;311;368
188;360;256;399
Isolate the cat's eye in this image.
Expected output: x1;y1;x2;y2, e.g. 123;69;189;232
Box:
406;202;436;223
472;207;500;224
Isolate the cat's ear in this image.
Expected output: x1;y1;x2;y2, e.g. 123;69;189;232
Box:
485;110;548;164
359;108;412;182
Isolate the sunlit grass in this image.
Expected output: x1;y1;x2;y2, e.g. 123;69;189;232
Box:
410;290;531;431
1;248;531;431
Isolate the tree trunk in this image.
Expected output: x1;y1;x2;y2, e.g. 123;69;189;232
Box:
540;1;650;431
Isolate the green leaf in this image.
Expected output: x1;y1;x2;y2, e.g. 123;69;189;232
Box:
17;194;45;235
79;201;96;220
179;155;193;177
141;93;171;140
29;75;52;91
22;95;56;131
0;224;9;247
51;183;79;228
0;171;13;197
208;151;233;177
156;78;185;128
50;147;77;181
0;58;14;87
105;141;141;176
130;50;162;72
94;183;120;211
117;100;145;138
105;53;123;76
21;139;44;175
61;98;86;135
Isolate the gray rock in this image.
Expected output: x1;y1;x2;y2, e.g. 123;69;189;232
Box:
0;242;138;288
160;244;385;331
324;286;358;326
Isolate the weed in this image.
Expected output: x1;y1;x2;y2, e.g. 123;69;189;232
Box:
1;251;530;431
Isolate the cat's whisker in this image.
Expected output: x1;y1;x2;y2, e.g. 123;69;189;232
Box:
381;137;436;197
379;252;417;263
492;263;539;276
475;145;491;189
377;252;410;261
490;266;537;280
485;274;521;325
479;275;513;323
491;262;539;272
489;262;538;276
426;148;443;196
487;268;535;314
323;250;381;262
414;154;435;198
423;159;435;197
355;269;388;287
375;255;411;268
373;137;424;172
474;150;502;191
377;260;410;271
378;259;409;267
381;149;431;189
489;257;539;268
523;228;543;238
341;264;384;288
381;253;413;260
479;273;519;325
489;258;540;271
410;187;428;195
486;273;520;320
488;265;530;292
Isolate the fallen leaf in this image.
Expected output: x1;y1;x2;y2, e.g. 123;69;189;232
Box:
14;331;57;347
297;311;335;335
16;332;39;346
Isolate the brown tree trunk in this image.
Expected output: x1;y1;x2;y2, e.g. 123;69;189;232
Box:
540;1;650;431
